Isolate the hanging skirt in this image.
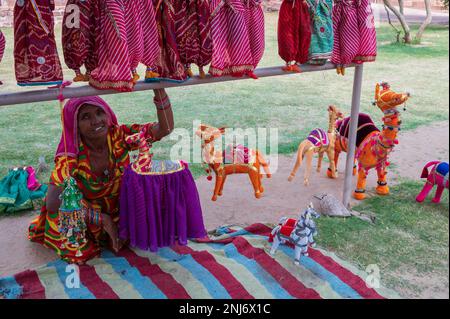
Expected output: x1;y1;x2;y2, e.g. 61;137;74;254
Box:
331;0;359;68
62;0;98;81
148;0;187;83
0;29;5;65
125;0;160;74
0;29;5;85
353;0;377;63
119;160;207;252
14;0;63;86
278;0;311;65
307;0;333;65
173;0;213;76
89;0;134;92
209;0;264;77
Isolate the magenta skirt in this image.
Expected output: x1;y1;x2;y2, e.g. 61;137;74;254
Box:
119;161;207;252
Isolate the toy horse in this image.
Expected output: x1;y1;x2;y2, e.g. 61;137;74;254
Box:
269;203;320;265
334;82;410;200
196;124;271;201
289;105;344;185
416;161;449;204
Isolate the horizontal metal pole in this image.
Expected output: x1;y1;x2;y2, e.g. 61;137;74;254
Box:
0;63;354;107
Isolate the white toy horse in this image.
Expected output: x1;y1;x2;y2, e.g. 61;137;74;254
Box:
269;203;320;265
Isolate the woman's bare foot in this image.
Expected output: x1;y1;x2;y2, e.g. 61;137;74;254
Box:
101;213;121;253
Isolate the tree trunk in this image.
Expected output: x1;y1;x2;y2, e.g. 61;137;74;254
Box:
383;0;412;43
415;0;433;43
398;0;404;14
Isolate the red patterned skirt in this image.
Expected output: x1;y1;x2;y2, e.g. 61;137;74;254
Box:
62;0;98;82
14;0;63;86
173;0;213;77
278;0;311;65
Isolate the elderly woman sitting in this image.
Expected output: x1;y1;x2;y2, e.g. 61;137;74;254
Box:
28;89;178;264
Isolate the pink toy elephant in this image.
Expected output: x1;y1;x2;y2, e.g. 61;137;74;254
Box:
416;161;449;204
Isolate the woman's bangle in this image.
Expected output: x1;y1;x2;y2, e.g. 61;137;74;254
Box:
154;95;171;110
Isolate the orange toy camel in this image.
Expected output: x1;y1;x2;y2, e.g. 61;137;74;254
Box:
334;82;410;200
196;124;271;201
288;105;344;185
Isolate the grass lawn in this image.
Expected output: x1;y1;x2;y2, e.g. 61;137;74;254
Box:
317;180;449;298
0;12;448;297
0;13;448;180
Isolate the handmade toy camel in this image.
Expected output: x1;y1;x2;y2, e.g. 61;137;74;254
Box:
416;161;449;204
288;105;344;185
269;203;320;265
196;124;271;201
334;82;410;200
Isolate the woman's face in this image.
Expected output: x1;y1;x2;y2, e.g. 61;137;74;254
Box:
78;104;109;141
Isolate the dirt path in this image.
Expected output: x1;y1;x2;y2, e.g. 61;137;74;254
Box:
1;122;448;298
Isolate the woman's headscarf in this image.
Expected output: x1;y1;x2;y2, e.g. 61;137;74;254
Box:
55;96;118;159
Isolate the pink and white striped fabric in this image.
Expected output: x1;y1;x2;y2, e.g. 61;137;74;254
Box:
0;29;5;64
332;0;377;68
90;0;160;92
0;29;4;85
354;0;377;63
331;0;359;67
209;0;265;78
126;0;160;73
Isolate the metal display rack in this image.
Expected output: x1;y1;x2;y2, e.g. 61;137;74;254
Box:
0;62;364;207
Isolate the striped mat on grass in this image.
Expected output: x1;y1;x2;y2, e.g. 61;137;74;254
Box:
0;223;398;299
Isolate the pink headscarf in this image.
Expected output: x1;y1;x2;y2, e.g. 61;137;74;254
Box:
55;96;118;158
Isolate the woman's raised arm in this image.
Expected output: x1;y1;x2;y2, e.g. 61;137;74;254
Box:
151;88;174;141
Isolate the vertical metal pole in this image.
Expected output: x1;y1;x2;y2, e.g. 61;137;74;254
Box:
343;64;364;208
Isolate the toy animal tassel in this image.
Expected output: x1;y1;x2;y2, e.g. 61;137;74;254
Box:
334;82;410;200
416;161;449;204
58;177;87;258
269;203;320;265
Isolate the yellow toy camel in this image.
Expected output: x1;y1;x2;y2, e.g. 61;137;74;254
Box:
288;105;344;185
196;124;271;201
334;82;410;200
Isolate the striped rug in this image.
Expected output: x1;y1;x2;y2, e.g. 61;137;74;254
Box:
0;223;398;299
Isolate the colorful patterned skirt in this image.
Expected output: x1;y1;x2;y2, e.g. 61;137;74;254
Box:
119;160;207;252
353;0;377;63
62;0;98;82
90;0;160;91
307;0;333;65
173;0;213;77
278;0;311;65
148;0;187;83
209;0;265;77
332;0;377;68
13;0;63;86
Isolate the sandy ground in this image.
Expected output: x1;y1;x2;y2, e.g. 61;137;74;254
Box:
0;121;448;298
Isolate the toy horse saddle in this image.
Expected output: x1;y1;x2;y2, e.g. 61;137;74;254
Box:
269;218;297;242
223;144;254;164
307;128;329;148
436;162;449;177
